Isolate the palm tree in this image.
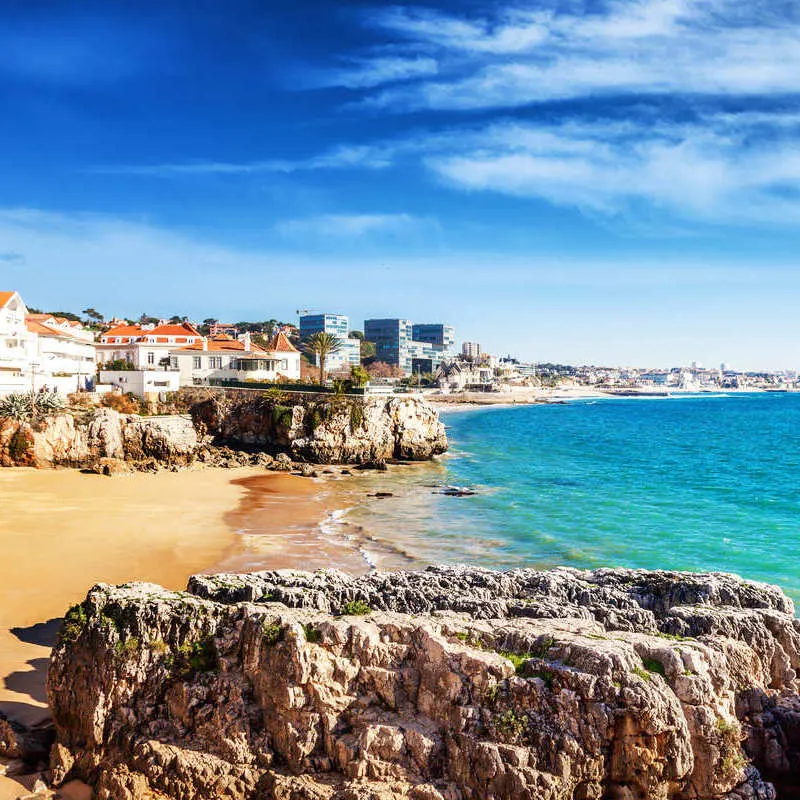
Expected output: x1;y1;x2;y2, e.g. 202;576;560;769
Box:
435;359;462;388
303;332;343;385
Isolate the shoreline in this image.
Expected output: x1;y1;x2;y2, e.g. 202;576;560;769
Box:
0;465;350;798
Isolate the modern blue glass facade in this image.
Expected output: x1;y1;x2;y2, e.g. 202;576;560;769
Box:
365;318;454;374
299;313;361;370
411;324;455;349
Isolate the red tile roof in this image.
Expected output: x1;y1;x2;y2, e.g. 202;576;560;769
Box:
102;325;145;339
0;291;17;308
146;322;201;337
25;317;83;339
270;331;298;353
175;339;268;353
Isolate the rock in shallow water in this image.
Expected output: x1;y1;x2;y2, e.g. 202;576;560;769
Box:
46;566;800;800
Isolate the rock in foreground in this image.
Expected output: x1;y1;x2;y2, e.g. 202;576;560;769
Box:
47;567;800;799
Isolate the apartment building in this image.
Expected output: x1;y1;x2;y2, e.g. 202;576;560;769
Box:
0;292;96;396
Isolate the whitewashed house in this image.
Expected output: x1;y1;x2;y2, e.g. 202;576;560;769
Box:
0;291;36;396
96;322;202;369
170;332;301;386
26;313;96;395
0;292;97;396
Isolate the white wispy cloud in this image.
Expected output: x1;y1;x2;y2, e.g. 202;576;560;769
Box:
345;0;800;110
92;144;396;176
313;56;439;89
274;213;431;238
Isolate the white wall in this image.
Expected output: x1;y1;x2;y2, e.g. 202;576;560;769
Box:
99;369;181;398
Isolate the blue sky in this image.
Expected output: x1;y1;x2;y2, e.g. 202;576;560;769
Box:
1;0;800;368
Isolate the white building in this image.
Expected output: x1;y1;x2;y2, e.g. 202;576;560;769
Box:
96;322;203;369
170;332;301;387
99;368;181;399
26;313;96;395
0;291;36;395
462;341;482;360
0;292;96;396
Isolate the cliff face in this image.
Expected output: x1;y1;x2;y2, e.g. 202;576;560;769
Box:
47;567;800;800
0;409;199;469
0;392;447;468
191;392;448;463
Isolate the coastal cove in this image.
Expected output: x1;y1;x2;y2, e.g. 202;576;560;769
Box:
334;392;800;605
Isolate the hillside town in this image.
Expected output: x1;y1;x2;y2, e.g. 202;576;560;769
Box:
1;289;797;401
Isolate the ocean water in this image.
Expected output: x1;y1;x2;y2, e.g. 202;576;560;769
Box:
339;393;800;604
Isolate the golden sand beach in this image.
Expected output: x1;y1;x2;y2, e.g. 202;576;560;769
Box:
0;466;341;799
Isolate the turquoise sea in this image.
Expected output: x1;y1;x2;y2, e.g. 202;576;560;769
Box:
340;393;800;605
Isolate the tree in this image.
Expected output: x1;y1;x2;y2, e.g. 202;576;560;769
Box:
367;361;404;379
303;332;343;385
360;340;377;362
350;364;369;388
82;307;104;324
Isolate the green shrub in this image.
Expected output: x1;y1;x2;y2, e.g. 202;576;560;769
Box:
493;709;528;743
167;637;217;677
262;622;282;644
272;404;294;428
302;623;322;643
340;600;371;616
59;603;89;644
349;403;365;430
114;636;140;657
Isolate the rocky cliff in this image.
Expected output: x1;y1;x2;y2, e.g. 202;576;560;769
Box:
191;392;447;464
0;392;447;469
46;566;800;799
0;408;199;470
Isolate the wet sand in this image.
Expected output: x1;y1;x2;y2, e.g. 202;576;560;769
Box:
0;466;335;798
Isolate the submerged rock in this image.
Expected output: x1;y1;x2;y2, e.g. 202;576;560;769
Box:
46;566;800;800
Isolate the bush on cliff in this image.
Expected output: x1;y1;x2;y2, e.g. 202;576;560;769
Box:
0;390;64;422
101;392;142;415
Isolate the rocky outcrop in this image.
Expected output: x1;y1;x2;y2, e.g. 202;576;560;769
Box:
47;567;800;799
191;392;447;464
0;408;199;469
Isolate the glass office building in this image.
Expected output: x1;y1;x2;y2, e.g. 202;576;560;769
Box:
299;313;361;370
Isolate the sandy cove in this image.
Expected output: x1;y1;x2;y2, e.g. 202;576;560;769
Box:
0;466;353;799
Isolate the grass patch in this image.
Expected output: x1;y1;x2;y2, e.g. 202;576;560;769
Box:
532;635;555;658
148;639;169;654
532;668;555;689
632;666;651;682
642;657;666;677
340;600;371;616
499;650;533;675
262;622;282;645
302;623;322;644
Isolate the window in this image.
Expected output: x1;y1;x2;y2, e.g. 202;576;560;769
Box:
147;352;155;365
209;356;222;369
193;356;202;369
170;357;178;369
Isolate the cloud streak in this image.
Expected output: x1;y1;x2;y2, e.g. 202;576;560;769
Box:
335;0;800;110
274;213;432;238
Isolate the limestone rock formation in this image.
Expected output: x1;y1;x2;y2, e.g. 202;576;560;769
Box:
47;567;800;799
192;392;447;464
0;408;200;469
